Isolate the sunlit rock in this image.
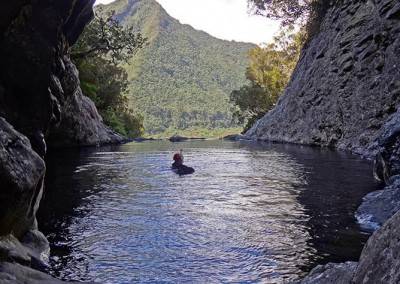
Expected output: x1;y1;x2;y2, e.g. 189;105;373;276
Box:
355;176;400;230
246;0;400;158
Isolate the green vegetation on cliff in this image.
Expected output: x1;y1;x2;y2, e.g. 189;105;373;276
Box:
248;0;343;38
99;0;255;137
72;8;146;138
230;27;303;132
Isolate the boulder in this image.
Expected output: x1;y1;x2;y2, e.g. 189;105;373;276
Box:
0;235;31;266
222;134;248;141
352;210;400;283
47;59;125;147
169;135;205;142
355;176;400;230
0;118;45;239
290;262;357;284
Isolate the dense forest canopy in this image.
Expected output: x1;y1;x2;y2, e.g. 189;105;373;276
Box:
72;7;147;62
99;0;255;138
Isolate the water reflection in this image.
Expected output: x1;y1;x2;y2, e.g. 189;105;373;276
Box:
37;140;377;283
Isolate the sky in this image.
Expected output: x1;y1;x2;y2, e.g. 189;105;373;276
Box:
94;0;280;45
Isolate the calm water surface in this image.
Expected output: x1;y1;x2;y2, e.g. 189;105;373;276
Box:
38;140;378;283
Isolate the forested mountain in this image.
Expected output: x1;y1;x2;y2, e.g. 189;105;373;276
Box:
99;0;256;137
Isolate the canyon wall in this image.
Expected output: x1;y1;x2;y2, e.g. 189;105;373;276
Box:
1;0;400;282
0;1;124;281
246;0;400;158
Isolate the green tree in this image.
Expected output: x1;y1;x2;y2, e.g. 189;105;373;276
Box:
230;27;303;132
230;83;271;130
72;7;147;63
247;0;342;37
71;7;146;138
248;0;308;26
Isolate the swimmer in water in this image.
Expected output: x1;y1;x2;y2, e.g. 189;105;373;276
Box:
171;150;194;175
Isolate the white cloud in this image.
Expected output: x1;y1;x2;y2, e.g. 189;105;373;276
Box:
94;0;280;44
155;0;280;44
94;0;115;5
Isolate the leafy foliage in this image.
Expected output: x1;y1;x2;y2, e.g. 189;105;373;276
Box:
72;7;147;63
72;7;145;138
248;0;308;26
230;27;304;132
230;83;271;130
247;0;343;38
100;0;256;138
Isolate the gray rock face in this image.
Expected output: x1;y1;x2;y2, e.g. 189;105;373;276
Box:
355;176;400;230
0;118;45;239
0;0;124;154
355;107;400;230
352;210;400;284
375;108;400;181
0;0;123;282
246;0;400;158
0;119;52;279
0;261;96;283
244;0;400;283
290;262;357;284
47;59;125;147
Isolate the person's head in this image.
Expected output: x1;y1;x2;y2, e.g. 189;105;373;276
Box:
173;153;182;161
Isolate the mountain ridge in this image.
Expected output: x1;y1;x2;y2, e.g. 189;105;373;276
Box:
99;0;256;137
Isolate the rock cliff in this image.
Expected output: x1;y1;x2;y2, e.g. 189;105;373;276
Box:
245;0;400;283
246;0;400;158
0;0;124;281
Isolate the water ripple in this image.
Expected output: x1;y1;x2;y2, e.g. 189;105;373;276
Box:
38;140;377;283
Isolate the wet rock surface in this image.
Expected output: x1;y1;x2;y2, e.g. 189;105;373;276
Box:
356;109;400;229
355;176;400;230
290;262;357;284
353;210;400;284
0;262;95;284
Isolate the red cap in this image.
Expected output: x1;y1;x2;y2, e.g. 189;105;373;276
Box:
173;153;182;161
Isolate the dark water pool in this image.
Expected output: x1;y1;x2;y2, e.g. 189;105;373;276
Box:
37;140;378;283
